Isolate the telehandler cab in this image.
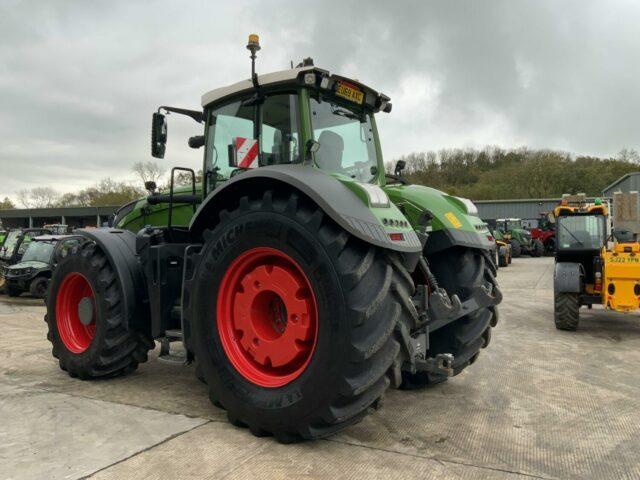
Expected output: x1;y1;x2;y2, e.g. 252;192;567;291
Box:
554;192;640;330
45;35;501;442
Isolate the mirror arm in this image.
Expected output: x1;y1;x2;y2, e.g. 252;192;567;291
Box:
159;106;204;124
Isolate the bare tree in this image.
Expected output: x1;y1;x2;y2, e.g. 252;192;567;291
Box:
617;148;640;163
30;187;59;207
15;187;59;208
132;161;165;186
16;189;32;208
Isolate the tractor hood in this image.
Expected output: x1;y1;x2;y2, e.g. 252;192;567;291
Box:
383;183;494;254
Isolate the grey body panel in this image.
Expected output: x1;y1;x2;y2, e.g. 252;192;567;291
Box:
75;228;151;333
190;165;422;253
554;262;583;293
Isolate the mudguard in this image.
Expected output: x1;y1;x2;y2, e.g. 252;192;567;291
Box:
554;262;583;293
75;228;151;334
190;165;422;254
383;183;494;254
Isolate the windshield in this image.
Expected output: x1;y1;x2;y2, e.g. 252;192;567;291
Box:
506;220;522;230
22;241;55;263
557;214;606;250
0;231;20;259
310;95;379;182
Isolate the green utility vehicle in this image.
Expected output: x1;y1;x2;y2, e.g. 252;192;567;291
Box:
0;228;51;292
4;235;82;298
496;218;543;258
45;36;501;442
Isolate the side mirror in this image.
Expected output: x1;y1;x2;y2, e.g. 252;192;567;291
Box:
188;135;205;149
547;212;556;224
151;112;167;158
144;181;157;193
394;160;406;176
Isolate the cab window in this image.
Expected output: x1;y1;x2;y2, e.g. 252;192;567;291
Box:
261;93;300;165
206;99;255;183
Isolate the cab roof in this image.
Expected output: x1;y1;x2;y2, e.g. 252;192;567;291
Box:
201;65;385;108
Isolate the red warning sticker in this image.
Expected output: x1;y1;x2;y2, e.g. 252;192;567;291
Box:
236;137;259;168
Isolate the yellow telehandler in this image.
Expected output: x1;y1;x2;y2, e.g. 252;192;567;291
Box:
553;192;640;329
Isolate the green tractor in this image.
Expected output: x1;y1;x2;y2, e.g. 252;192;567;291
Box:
496;218;543;258
45;36;501;442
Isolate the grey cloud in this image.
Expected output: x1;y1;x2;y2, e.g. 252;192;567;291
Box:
1;0;638;200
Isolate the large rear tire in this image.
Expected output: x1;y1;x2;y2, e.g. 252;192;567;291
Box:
45;242;154;379
554;292;579;330
401;247;500;388
187;191;415;442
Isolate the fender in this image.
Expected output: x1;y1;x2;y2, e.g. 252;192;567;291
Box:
554;262;583;293
384;183;495;254
190;165;422;254
76;228;151;334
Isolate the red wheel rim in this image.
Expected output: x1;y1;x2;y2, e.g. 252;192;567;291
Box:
217;247;318;388
56;273;96;353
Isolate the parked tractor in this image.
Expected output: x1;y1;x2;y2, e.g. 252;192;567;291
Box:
553;193;640;330
44;36;501;442
530;213;556;255
496;218;543;258
490;227;511;267
0;228;51;293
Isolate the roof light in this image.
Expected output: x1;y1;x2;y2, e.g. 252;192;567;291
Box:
319;76;330;89
594;198;602;205
247;34;260;51
304;73;316;85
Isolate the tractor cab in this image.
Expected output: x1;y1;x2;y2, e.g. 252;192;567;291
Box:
149;36;392;199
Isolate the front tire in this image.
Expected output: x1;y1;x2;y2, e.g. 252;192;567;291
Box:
45;242;154;379
532;239;544;257
554;292;579;330
188;191;414;442
6;285;22;297
401;247;500;388
510;240;522;258
29;276;49;299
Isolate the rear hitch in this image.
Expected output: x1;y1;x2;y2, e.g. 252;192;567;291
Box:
158;329;189;365
416;352;455;377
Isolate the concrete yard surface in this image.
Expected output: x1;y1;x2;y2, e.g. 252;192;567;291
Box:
1;257;639;479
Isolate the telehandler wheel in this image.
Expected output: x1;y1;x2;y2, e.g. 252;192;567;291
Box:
554;292;579;330
29;276;49;299
532;239;544;257
401;247;500;389
510;240;521;258
45;242;154;379
188;191;414;442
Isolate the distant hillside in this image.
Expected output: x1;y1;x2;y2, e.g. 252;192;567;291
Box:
388;147;640;200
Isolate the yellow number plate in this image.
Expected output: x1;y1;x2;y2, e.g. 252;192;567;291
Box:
335;82;364;104
610;256;640;263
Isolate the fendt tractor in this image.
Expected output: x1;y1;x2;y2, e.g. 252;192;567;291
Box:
497;218;544;258
45;36;501;442
554;192;640;330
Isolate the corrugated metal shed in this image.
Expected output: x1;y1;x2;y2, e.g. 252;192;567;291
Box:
474;198;563;221
602;172;640;197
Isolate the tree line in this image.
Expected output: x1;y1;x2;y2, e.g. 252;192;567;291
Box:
387;147;640;199
3;147;639;209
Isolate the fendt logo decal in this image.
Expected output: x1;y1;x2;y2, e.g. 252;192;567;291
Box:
235;137;259;168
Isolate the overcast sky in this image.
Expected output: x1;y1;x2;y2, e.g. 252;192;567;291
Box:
1;0;639;201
